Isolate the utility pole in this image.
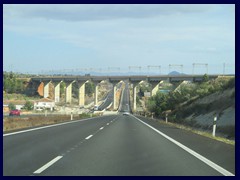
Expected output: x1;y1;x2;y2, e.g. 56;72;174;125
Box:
147;65;161;75
129;66;141;75
192;63;208;75
223;63;226;75
108;67;120;75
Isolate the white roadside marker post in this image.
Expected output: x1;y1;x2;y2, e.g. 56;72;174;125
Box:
166;113;168;123
71;109;73;120
212;116;217;137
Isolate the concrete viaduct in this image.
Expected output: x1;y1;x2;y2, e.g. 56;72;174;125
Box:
31;74;221;111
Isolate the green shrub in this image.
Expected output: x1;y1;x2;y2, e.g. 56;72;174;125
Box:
24;101;34;110
225;77;235;89
79;113;91;119
217;126;235;139
8;103;16;110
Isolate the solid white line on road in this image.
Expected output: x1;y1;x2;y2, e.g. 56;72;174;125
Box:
99;127;104;130
132;115;235;176
85;135;93;140
3;116;102;137
34;156;62;174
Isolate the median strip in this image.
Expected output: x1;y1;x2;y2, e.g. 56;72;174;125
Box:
34;156;62;174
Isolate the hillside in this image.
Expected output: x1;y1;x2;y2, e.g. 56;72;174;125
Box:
172;78;235;139
184;88;235;126
145;76;235;139
179;87;235;138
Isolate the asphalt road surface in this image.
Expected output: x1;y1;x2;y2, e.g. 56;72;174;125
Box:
98;89;114;111
3;84;235;176
98;82;123;111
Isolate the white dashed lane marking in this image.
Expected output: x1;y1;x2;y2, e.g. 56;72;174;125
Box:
33;117;119;175
33;156;63;174
85;135;93;140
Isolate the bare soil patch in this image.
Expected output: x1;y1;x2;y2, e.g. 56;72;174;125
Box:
3;114;94;132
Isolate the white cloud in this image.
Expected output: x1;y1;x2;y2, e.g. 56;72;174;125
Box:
3;4;235;73
3;4;215;22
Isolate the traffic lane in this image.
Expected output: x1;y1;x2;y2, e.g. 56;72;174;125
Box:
3;115;118;176
135;115;235;174
119;85;130;112
40;115;222;176
98;90;113;110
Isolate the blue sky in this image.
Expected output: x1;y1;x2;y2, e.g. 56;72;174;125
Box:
3;4;235;75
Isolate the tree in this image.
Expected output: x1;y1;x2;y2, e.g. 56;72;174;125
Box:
72;83;79;98
15;80;22;93
60;82;66;97
146;98;156;113
146;92;170;117
138;83;151;97
3;72;26;93
202;74;209;82
224;77;235;89
85;82;94;96
8;103;16;110
24;101;34;110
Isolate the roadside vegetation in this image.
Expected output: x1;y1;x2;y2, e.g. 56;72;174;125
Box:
3;71;27;94
147;75;234;118
144;75;235;139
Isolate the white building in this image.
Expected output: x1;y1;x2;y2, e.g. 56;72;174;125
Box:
34;98;55;111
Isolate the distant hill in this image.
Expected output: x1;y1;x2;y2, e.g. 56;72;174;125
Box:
168;71;182;75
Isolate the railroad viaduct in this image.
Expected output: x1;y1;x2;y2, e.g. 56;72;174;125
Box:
30;74;225;111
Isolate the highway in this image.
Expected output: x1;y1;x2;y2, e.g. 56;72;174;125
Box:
3;84;235;176
98;89;113;111
98;82;123;111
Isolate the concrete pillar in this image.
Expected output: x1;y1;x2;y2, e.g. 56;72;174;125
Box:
43;81;50;98
174;80;189;92
78;82;85;106
113;84;117;110
65;82;73;104
133;84;137;112
150;81;162;96
52;81;62;102
94;83;99;105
